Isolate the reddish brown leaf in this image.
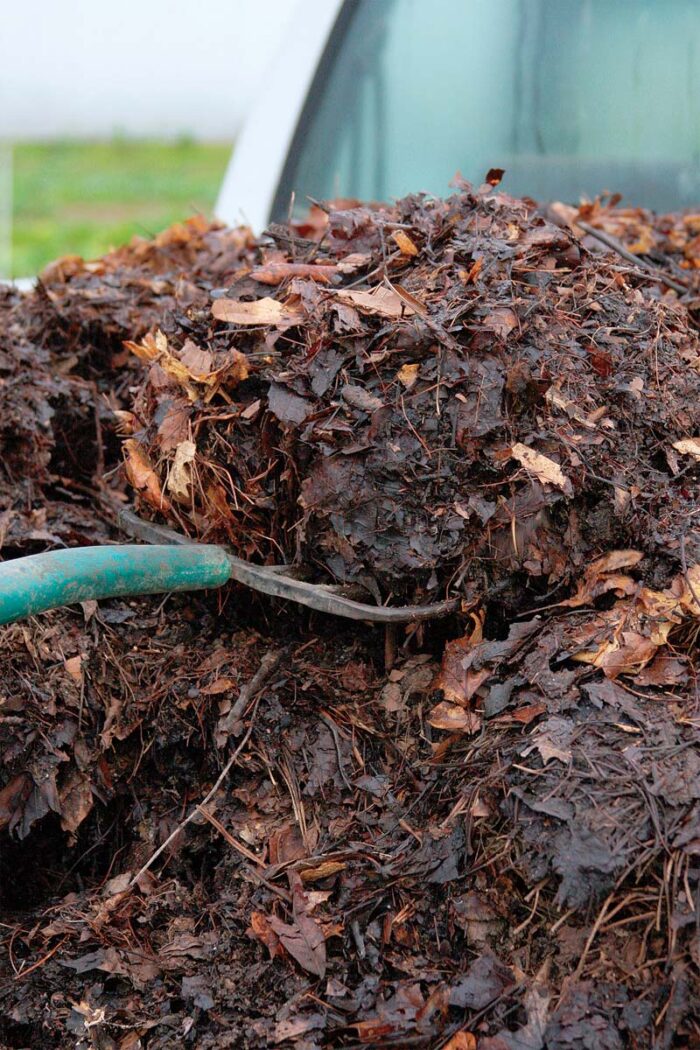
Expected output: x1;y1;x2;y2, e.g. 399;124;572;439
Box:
247;911;283;961
123;439;171;512
250;261;338;284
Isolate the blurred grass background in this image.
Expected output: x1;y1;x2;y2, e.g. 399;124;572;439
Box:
12;138;232;276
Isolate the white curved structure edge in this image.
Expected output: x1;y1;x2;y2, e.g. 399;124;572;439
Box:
215;0;345;232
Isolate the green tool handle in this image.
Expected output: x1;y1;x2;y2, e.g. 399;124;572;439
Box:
0;545;232;626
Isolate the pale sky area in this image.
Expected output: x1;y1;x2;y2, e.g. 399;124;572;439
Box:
0;0;298;139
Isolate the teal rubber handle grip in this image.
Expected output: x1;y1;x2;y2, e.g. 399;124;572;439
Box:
0;544;232;625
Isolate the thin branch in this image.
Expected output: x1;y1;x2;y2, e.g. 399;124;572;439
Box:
577;220;689;295
222;647;286;733
129;651;283;889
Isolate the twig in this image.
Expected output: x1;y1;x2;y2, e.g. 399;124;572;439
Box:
577;220;689;295
129;654;277;890
197;805;265;866
218;647;286;739
14;935;69;981
319;711;353;791
91;382;105;486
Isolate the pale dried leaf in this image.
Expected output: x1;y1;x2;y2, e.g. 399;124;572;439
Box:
397;362;420;388
484;307;518;339
335;285;416;319
442;1033;477;1050
124;329;167;363
429;702;482;734
167;439;197;500
510;443;573;496
179;339;213;376
392;230;419;256
212;296;301;326
672;438;700;460
64;655;83;685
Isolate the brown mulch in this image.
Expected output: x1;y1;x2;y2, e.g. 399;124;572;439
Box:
0;181;698;1049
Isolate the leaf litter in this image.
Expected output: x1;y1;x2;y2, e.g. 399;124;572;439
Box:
0;177;698;1047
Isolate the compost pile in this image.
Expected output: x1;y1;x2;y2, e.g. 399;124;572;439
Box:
120;184;700;609
0;180;699;1049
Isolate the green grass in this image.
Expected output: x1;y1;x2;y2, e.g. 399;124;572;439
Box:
12;139;233;276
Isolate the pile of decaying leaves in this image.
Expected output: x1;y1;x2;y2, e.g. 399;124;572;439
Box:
115;180;700;625
1;182;699;1047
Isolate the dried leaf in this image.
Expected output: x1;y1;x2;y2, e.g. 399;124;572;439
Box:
299;860;346;883
342;383;384;413
574;631;661;678
679;563;700;615
335;285;416;319
484;307;518;339
560;550;642;608
510;443;573;497
0;774;31;831
443;1034;477;1050
64;654;83;685
156;400;192;453
212;296;301;325
58;769;93;835
274;1013;326;1043
179;339;213;376
525;717;573;765
124;329;166;364
267;871;327;978
123;439;171;512
199;677;237;696
429;702;482;734
435;622;488;705
672;437;700;460
392;230;419;256
125;330;248;401
247;912;283;960
268;824;306;866
167;439;197;500
509;702;547;725
250;261;337;284
397;362;420;388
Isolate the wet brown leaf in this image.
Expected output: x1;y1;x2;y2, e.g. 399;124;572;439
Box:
267;871;327;978
247;911;283;960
